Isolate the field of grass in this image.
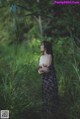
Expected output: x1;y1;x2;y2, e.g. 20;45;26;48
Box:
0;38;80;119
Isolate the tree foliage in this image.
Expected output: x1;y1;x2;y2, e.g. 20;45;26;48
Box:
0;1;80;119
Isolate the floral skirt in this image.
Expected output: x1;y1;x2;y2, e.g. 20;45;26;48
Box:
41;71;58;113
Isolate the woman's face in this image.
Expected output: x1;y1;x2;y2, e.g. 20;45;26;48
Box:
40;43;45;51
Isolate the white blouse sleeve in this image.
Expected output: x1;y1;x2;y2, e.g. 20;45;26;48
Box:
39;56;44;66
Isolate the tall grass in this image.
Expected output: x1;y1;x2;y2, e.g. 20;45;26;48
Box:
54;37;80;119
0;38;80;119
0;39;42;118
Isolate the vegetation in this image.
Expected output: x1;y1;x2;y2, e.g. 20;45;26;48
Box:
0;0;80;119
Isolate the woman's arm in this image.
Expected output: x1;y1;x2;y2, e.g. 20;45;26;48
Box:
38;65;50;74
41;55;52;72
41;66;49;72
38;56;44;74
38;68;44;74
38;55;52;74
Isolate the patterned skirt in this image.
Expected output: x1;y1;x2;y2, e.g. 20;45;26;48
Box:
41;69;58;113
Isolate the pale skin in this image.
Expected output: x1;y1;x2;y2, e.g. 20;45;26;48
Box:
38;43;52;74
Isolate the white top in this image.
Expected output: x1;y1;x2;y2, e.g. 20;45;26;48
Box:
39;54;52;67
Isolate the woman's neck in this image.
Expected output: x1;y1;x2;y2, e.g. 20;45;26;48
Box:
44;50;47;55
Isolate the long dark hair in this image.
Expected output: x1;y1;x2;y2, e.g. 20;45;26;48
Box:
41;40;54;67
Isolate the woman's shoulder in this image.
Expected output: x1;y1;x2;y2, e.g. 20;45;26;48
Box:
40;55;44;58
41;54;52;57
46;54;52;59
40;54;52;59
47;54;52;57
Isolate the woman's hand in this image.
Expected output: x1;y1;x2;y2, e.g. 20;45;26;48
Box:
41;66;49;72
38;67;45;74
38;66;49;74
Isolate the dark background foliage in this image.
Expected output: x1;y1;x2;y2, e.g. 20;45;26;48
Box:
0;0;80;119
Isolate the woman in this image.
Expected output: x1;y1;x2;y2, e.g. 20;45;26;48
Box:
38;40;58;114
